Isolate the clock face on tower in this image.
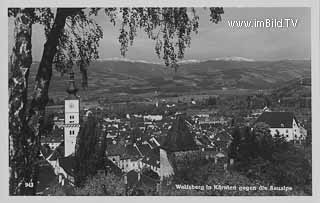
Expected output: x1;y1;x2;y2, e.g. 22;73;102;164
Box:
69;102;74;108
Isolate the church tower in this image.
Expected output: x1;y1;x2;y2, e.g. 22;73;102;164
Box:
64;72;80;157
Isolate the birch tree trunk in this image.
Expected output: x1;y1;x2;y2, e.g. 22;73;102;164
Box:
25;8;81;195
9;8;81;195
8;9;33;195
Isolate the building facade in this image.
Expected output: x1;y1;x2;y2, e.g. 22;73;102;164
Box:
256;111;305;142
64;72;80;157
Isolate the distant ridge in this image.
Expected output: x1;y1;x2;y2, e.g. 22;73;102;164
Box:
96;56;255;64
96;57;162;65
26;59;311;99
31;57;309;65
212;56;255;62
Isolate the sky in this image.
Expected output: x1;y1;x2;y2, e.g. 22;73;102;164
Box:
8;7;311;62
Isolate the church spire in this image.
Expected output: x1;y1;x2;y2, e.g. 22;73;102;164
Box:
66;71;78;97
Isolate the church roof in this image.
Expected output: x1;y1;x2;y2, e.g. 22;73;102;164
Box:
255;112;297;128
162;116;198;152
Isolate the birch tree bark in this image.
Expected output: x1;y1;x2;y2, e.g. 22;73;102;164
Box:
8;8;33;195
9;8;81;195
25;8;80;195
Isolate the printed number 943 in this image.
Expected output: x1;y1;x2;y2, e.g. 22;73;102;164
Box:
25;182;34;188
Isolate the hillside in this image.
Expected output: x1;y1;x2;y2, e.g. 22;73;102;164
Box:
25;59;311;100
271;77;311;98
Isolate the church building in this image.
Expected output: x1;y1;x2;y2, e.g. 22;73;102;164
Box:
64;72;80;156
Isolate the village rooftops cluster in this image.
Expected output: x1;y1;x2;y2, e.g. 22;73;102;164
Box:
37;85;308;195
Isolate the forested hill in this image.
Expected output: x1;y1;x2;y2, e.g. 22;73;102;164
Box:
25;59;310;99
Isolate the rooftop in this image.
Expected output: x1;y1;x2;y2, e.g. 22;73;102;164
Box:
255;112;298;128
59;155;76;176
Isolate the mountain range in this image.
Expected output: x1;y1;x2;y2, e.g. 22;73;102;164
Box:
26;59;311;100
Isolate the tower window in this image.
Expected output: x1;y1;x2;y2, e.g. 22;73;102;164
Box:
70;115;74;119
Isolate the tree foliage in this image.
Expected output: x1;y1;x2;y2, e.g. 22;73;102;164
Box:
228;123;312;194
8;7;223;195
54;10;103;88
100;8;223;70
74;172;125;196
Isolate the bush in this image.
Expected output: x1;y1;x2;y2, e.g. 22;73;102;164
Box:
228;123;311;194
